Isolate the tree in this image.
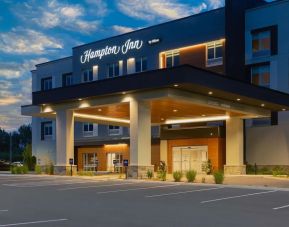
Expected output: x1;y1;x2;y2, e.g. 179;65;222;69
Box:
22;144;36;170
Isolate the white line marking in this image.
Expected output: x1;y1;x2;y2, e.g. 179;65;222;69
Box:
98;184;179;194
273;204;289;210
146;187;222;198
58;182;136;191
0;219;68;226
0;210;8;212
201;190;277;204
3;180;108;187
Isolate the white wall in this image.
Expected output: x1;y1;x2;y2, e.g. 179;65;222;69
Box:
246;123;289;165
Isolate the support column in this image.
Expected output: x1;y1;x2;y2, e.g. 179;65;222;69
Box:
128;99;153;178
224;117;246;174
55;109;76;175
160;140;168;165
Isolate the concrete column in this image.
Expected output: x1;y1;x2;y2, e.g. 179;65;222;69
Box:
55;109;76;175
160;140;168;165
224;117;246;175
128;99;153;178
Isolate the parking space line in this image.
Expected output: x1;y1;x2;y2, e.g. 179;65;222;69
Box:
2;180;108;187
58;182;136;191
98;184;179;194
273;204;289;210
0;210;8;212
146;187;222;198
201;190;277;204
0;218;68;226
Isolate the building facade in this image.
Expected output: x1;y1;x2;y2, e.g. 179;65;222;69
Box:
22;0;289;177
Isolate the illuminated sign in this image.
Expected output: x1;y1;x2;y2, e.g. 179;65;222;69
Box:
148;38;161;45
80;39;143;64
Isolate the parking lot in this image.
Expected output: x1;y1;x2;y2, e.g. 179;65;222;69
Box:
0;175;288;227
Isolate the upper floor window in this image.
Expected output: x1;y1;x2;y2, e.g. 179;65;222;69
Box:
206;41;223;67
251;25;278;57
108;125;122;136
41;77;52;91
165;50;180;68
82;69;93;83
107;62;120;78
136;57;147;73
41;121;52;140
251;63;270;88
62;73;73;87
83;122;96;137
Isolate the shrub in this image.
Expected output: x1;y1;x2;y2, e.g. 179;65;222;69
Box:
157;161;167;181
202;160;213;175
10;166;16;174
258;167;272;175
10;166;28;174
147;169;153;179
272;166;286;176
45;162;54;175
173;171;182;182
78;171;94;176
213;171;224;184
186;170;197;183
35;165;42;174
22;165;29;174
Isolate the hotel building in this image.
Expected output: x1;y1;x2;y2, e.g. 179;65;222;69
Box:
22;0;289;177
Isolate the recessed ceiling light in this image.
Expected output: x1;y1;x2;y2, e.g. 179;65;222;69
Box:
173;109;178;112
78;98;83;101
174;84;179;87
122;92;126;95
202;114;206;117
208;91;213;95
282;108;286;111
42;104;46;106
161;118;165;121
236;98;241;101
98;108;102;112
261;103;265;107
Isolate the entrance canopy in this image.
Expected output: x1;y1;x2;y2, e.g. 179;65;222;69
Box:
22;64;289;125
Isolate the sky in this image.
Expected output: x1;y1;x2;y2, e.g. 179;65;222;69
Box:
1;0;276;131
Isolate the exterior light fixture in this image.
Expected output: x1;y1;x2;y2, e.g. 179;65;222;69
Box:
208;91;213;95
98;108;102;112
261;103;265;107
174;84;179;87
236;98;241;101
201;114;206;117
74;113;130;124
282;108;286;111
78;98;83;101
173;109;178;112
122;92;126;95
161;118;165;121
165;115;230;124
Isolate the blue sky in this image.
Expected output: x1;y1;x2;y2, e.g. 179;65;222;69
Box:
0;0;227;131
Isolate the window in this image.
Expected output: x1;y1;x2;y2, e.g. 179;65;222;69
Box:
136;57;147;72
41;77;52;91
83;153;98;171
62;73;73;87
165;50;180;68
251;25;278;57
206;41;223;66
107;62;120;78
41;122;52;140
83;123;94;137
108;125;122;135
251;63;270;88
82;69;93;82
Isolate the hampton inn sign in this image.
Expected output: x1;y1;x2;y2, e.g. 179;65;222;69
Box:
80;39;144;64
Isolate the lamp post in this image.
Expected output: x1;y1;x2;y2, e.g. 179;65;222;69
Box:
9;132;12;164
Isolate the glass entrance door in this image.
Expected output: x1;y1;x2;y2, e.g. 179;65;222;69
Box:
83;153;98;171
172;146;208;173
107;153;123;173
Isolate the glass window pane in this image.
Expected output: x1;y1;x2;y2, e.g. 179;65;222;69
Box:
115;63;119;76
89;124;93;131
166;56;173;67
173;55;180;66
89;70;93;81
136;59;142;72
142;57;147;71
108;64;113;77
207;48;215;60
215;46;223;58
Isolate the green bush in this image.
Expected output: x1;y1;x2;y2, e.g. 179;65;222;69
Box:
157;161;167;181
45;163;54;175
35;165;42;174
10;165;28;174
147;169;153;179
186;170;197;183
202;160;213;174
173;171;183;182
258;167;272;175
272;166;286;176
213;171;224;184
22;144;36;171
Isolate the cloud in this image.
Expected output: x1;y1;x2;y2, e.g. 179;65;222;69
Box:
116;0;208;22
85;0;108;17
0;58;48;130
13;0;102;34
112;25;137;34
0;27;63;55
206;0;224;9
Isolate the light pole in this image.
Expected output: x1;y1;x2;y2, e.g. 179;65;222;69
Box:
9;132;12;164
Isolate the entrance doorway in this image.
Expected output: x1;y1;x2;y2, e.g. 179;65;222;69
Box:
107;153;123;173
83;153;98;171
172;146;208;173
